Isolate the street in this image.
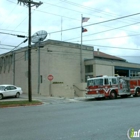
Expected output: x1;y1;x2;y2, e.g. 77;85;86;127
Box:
0;97;140;140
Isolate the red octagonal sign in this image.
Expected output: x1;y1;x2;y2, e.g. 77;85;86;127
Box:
48;74;54;81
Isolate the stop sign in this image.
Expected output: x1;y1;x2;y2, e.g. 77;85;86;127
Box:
48;75;54;81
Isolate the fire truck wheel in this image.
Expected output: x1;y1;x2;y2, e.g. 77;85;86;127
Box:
135;89;140;97
109;91;117;99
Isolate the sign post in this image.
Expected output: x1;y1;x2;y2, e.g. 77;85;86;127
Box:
48;75;54;96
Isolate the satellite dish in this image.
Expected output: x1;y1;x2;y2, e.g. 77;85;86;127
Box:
31;30;47;43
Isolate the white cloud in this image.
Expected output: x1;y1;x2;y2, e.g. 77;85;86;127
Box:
109;31;128;46
82;1;94;7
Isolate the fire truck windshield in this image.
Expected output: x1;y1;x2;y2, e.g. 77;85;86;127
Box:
87;78;103;86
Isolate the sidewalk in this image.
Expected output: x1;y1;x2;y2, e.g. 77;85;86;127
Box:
0;93;87;104
20;93;85;104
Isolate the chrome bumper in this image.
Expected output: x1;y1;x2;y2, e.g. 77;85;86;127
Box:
85;93;105;98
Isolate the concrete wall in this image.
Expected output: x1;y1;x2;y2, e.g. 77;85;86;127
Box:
1;41;140;98
15;50;28;93
73;83;87;97
94;64;114;76
51;83;74;98
34;40;93;96
0;40;93;97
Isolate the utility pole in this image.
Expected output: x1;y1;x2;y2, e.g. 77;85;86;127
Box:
38;42;40;94
17;0;43;102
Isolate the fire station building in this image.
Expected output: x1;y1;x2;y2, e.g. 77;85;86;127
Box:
85;49;140;80
0;39;140;98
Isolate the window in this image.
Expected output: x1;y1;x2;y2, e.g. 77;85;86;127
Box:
112;78;117;84
104;78;109;85
6;86;11;90
87;78;103;86
130;70;139;77
87;80;94;86
85;65;93;73
0;86;5;90
10;86;16;90
40;75;43;83
95;79;103;85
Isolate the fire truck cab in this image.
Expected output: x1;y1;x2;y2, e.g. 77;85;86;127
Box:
86;75;140;99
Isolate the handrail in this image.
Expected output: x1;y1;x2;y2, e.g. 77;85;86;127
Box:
73;85;86;91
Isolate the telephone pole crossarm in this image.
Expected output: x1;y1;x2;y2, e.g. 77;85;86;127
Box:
18;0;43;7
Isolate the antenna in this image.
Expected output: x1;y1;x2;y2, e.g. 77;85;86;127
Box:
31;30;47;43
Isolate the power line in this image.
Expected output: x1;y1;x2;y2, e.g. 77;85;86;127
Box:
36;9;79;21
48;12;140;35
0;6;28;42
36;2;140;37
10;38;28;52
4;1;140;42
89;44;140;50
34;0;140;36
42;1;100;19
59;0;140;23
85;12;140;28
0;31;27;38
2;1;140;42
0;44;16;48
0;28;27;34
40;0;140;37
6;0;17;4
1;45;140;65
2;13;138;44
0;4;18;27
64;21;140;42
81;33;140;42
0;47;12;50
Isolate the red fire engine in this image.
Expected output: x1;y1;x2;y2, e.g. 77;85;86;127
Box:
86;75;140;99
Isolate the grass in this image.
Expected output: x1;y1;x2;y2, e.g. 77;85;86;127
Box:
0;100;43;108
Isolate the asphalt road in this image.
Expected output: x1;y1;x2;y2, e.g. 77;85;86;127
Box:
0;97;140;140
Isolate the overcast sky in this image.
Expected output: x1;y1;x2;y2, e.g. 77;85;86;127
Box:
1;0;140;63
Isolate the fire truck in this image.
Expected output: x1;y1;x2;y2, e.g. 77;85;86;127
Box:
86;75;140;99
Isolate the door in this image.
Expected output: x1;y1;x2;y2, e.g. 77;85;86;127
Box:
3;86;11;97
9;86;17;96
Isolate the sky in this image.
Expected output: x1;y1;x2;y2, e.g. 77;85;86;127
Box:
1;0;140;63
